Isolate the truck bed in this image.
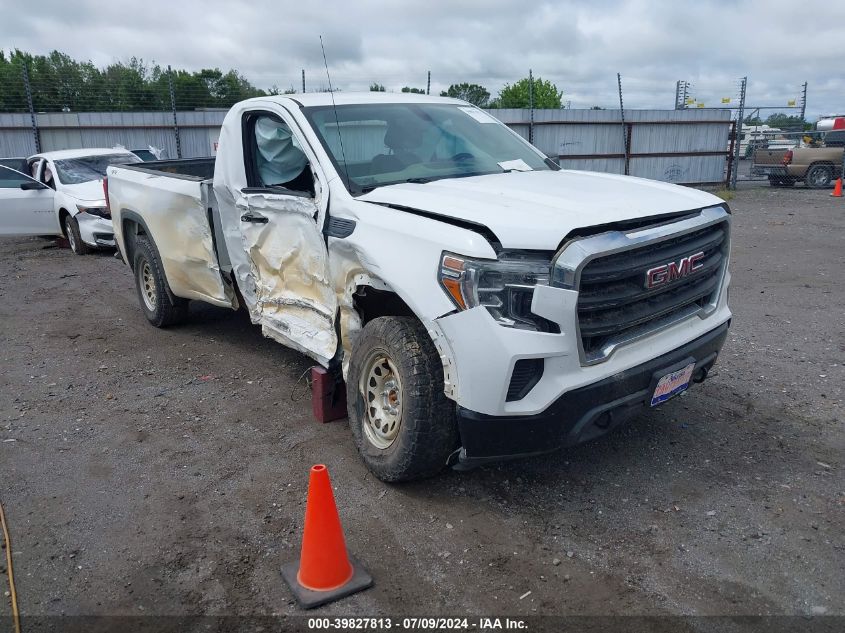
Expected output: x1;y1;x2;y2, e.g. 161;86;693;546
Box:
116;157;216;181
106;156;233;309
752;148;788;167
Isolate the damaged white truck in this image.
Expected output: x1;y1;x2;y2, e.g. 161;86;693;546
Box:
105;93;732;481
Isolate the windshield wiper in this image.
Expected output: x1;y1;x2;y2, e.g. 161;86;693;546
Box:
359;176;431;194
358;172;493;195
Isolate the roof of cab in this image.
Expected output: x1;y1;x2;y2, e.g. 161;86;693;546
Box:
241;92;467;108
29;148;138;161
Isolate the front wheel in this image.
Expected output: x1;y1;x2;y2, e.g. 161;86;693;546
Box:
63;214;92;255
346;317;458;482
132;236;189;327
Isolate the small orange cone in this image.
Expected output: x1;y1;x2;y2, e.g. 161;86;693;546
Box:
281;465;373;608
832;177;843;197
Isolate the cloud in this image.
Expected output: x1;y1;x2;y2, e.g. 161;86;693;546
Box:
1;0;841;118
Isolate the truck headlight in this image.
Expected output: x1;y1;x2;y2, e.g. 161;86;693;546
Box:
76;204;110;218
438;251;558;332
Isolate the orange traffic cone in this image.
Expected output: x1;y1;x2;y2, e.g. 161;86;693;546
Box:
832;177;843;197
281;465;373;608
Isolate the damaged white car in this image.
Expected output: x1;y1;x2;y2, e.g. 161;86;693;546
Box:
0;149;142;254
106;93;732;481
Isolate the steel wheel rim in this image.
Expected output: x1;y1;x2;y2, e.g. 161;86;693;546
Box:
139;260;157;311
359;352;403;449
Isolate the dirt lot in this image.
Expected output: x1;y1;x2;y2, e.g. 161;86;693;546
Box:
1;186;843;629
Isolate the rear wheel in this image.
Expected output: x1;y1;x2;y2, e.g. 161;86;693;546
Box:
347;316;458;482
63;214;92;255
806;165;833;189
132;236;189;327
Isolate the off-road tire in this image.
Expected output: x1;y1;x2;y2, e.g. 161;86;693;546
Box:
347;316;458;482
132;236;189;327
805;164;833;189
64;214;92;255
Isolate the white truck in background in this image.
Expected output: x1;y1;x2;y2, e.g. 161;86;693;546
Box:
106;93;732;481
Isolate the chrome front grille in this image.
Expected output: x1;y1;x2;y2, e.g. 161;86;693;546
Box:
551;206;730;365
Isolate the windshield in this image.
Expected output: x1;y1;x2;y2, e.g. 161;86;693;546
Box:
302;103;555;195
53;153;141;185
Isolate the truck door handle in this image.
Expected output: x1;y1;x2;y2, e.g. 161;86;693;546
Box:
240;213;268;224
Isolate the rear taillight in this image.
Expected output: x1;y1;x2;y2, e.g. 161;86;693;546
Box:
781;150;793;166
102;177;110;213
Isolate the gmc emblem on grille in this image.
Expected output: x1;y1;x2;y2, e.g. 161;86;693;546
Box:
645;251;705;289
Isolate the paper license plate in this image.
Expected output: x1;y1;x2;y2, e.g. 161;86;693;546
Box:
650;363;695;407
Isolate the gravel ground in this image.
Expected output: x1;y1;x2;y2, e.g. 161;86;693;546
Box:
1;186;842;629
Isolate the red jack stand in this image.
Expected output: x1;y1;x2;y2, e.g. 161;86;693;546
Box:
311;366;347;423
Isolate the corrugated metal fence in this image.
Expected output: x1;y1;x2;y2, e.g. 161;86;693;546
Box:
0;110;225;160
0;107;733;186
493;108;733;185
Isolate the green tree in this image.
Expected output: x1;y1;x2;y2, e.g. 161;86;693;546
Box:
369;82;386;92
439;83;490;107
495;76;563;109
401;86;425;94
0;49;268;112
764;113;805;131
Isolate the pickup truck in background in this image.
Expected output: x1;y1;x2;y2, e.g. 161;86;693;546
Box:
752;130;844;188
106;93;732;481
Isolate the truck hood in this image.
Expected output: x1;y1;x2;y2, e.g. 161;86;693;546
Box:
359;170;723;250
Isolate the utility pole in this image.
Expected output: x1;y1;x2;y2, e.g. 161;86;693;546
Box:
618;73;628;175
675;79;687;110
168;65;182;159
674;80;690;110
302;69;306;93
22;63;41;153
799;81;808;128
730;76;747;190
528;69;535;145
675;80;690;110
426;71;431;95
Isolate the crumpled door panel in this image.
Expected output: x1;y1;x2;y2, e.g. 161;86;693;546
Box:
240;193;338;365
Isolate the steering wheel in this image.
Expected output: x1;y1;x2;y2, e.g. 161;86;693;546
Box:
450;152;475;162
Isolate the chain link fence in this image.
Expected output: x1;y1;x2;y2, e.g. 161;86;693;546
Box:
672;77;844;190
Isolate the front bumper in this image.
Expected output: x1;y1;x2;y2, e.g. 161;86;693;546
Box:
451;322;729;468
76;213;115;247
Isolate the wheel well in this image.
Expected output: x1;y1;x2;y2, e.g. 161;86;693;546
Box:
353;286;416;324
808;161;835;171
58;209;71;236
121;218;147;269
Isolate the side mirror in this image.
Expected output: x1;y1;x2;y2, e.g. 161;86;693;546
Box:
20;181;47;191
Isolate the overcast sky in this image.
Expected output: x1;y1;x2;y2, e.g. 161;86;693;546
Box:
2;0;842;119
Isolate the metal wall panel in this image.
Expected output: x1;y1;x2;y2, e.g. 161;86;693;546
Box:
0;113;37;157
484;108;732;184
1;108;731;184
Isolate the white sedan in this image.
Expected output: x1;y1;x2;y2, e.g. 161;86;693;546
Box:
0;148;141;254
0;165;58;236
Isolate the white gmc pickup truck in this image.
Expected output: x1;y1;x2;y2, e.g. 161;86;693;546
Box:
106;93;732;481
